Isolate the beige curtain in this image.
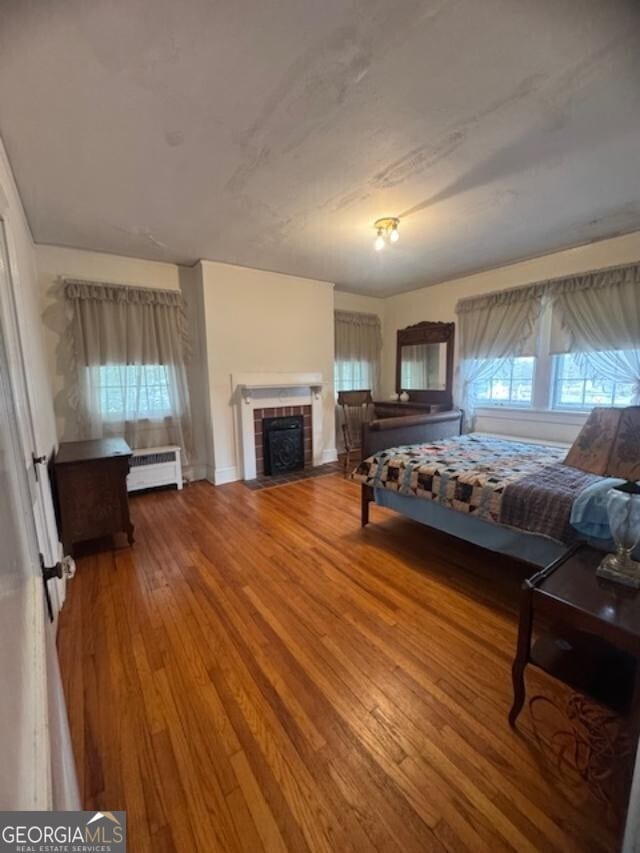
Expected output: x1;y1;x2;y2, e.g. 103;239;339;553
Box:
65;280;193;458
334;310;382;395
455;288;543;427
549;263;640;403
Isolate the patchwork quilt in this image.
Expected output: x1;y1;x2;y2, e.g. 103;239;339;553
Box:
352;434;577;535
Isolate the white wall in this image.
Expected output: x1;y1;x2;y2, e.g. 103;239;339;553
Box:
382;230;640;442
36;245;181;441
198;260;336;484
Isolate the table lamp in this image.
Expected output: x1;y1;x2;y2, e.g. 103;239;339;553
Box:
565;406;640;588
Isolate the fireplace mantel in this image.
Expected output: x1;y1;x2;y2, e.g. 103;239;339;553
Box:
233;372;326;480
236;371;323;404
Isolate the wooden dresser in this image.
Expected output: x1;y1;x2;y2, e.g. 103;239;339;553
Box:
54;437;134;555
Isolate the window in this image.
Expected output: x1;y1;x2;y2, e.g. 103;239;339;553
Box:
334;310;382;395
471;298;638;413
552;353;636;410
474;357;535;407
96;364;172;420
334;359;376;394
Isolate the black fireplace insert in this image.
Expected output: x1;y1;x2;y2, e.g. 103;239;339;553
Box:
263;415;305;475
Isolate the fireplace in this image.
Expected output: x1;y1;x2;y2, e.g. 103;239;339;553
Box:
263;415;304;475
254;405;312;476
232;373;336;483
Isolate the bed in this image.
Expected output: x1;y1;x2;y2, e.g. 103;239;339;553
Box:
353;432;619;567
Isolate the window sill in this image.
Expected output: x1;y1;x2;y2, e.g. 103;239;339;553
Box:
475;406;590;427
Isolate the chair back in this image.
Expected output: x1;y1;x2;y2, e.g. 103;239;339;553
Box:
337;390;374;452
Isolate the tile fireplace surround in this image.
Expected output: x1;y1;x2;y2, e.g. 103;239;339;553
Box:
254;405;312;476
234;372;329;481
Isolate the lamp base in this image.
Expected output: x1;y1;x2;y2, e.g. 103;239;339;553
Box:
596;552;640;589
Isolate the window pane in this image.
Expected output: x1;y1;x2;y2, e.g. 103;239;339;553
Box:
472;356;534;407
475;381;492;401
552;353;637;410
613;383;635;406
334;358;374;393
512;381;532;403
95;364;173;419
558;381;584;406
512;359;533;380
490;378;510;400
584;379;614;407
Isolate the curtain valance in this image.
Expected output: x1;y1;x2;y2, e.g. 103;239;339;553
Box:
334;311;383;355
334;310;383;329
64;279;185;306
548;264;640;354
64;279;190;366
455;261;640;316
456;295;542;361
455;282;548;315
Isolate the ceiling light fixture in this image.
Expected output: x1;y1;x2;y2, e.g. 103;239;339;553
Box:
373;217;400;251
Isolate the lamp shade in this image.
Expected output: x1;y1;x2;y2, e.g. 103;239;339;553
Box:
564;406;640;481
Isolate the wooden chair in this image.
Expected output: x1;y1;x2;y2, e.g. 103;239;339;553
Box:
337;390;374;475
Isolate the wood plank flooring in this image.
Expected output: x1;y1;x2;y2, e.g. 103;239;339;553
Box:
57;476;619;852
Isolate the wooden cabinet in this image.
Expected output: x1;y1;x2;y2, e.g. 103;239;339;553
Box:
54;438;134;555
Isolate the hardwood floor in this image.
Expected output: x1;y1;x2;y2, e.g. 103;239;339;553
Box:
57;476;618;852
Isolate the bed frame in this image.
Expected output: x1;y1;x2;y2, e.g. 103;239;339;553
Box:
360;409;463;526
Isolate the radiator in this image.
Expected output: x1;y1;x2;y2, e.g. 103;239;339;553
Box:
127;445;183;492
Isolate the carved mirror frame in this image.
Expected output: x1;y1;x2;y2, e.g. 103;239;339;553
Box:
396;321;455;408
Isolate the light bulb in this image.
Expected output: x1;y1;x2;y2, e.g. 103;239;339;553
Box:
374;231;385;251
390;225;399;243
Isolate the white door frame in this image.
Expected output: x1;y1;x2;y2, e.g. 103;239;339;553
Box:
0;171;79;809
0;237;52;809
0;213;65;616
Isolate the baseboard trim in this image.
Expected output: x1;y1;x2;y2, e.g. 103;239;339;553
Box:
213;465;240;485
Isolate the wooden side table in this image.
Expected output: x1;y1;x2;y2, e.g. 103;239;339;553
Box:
54;437;134;555
510;543;640;741
510;545;640;836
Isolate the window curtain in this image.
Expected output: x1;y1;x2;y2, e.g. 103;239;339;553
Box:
549;262;640;404
64;279;193;457
334;310;382;395
455;287;543;428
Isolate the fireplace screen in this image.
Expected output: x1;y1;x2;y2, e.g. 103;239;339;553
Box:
263;415;305;475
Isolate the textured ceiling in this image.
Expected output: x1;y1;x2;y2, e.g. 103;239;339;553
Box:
0;0;639;295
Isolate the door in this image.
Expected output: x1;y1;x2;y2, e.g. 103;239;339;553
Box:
0;220;64;616
0;218;79;809
0;289;52;807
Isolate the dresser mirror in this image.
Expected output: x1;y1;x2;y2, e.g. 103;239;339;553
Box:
400;342;448;390
396;321;455;407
